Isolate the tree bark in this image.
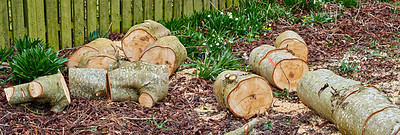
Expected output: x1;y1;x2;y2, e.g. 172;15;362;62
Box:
139;36;187;76
121;20;171;61
298;69;400;135
213;70;273;118
69;68;108;99
77;51;117;69
108;61;169;107
225;117;264;135
67;38;117;68
249;45;309;92
4;83;34;104
274;30;308;62
28;71;71;113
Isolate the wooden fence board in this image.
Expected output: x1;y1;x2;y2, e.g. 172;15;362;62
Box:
144;0;153;20
45;0;59;50
11;0;25;39
133;0;143;24
154;0;163;21
87;0;97;35
60;0;72;48
219;0;226;9
0;0;9;48
173;0;182;18
194;0;202;12
164;0;173;20
111;0;121;33
203;0;210;11
212;0;218;10
99;0;110;34
74;0;84;47
36;0;46;40
184;0;194;16
234;0;239;5
121;0;132;32
26;0;38;38
227;0;232;8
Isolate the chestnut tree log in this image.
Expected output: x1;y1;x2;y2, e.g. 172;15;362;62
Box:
77;52;117;69
108;61;169;107
249;45;309;92
67;38;117;68
274;30;308;62
69;68;108;99
28;71;71;112
139;36;187;76
4;83;34;104
121;20;171;61
298;69;400;135
214;70;273;118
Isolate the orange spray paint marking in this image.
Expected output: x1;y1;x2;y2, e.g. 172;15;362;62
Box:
268;58;276;67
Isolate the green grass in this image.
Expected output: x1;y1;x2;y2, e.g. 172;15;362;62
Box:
337;60;358;76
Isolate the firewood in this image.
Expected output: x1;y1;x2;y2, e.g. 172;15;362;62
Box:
121;20;171;61
249;45;309;92
274;30;308;62
77;52;117;69
68;68;108;99
298;69;400;135
213;70;273;118
225;117;264;135
67;38;117;68
28;71;71;112
108;61;169;107
139;36;187;76
4;83;34;104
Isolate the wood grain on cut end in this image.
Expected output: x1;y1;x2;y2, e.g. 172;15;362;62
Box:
122;30;156;61
273;59;309;92
28;81;43;98
140;46;175;75
67;47;97;68
4;87;15;102
138;92;154;107
280;39;308;62
228;77;273;118
59;71;71;103
78;52;118;69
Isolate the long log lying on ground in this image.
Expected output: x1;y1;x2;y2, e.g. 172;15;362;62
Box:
77;52;117;69
67;38;117;68
214;70;273;118
108;61;169;107
69;68;108;99
139;36;187;76
298;69;400;135
121;20;171;61
249;45;309;92
274;30;308;62
4;83;34;104
28;72;71;112
225;117;264;135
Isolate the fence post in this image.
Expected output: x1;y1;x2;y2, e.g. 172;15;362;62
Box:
173;0;182;18
194;0;202;12
87;0;97;37
164;0;173;20
133;0;143;24
0;0;10;48
144;0;153;20
74;0;85;47
154;0;163;21
46;0;59;50
184;0;194;16
61;0;72;49
111;0;121;33
11;0;25;40
99;0;110;35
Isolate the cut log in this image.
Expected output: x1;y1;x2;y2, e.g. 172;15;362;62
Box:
67;38;117;68
4;83;34;104
28;71;71;112
77;52;118;69
121;20;171;61
274;30;308;62
213;70;273;118
297;69;400;135
249;45;309;92
69;68;108;99
108;61;169;107
139;36;187;76
225;117;264;135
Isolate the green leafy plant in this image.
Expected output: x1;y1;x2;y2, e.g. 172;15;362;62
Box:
281;0;325;12
9;46;68;83
302;11;334;26
273;88;290;98
264;121;273;130
337;0;359;8
337;60;358;76
87;29;109;43
0;47;13;64
13;35;49;53
144;118;171;130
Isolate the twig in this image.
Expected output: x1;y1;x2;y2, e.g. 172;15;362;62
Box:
119;117;159;121
106;21;113;35
209;1;222;13
353;0;362;22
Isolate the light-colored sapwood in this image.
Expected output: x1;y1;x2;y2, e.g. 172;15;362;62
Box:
274;30;308;62
69;68;108;99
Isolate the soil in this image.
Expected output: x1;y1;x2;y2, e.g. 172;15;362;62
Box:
1;1;399;134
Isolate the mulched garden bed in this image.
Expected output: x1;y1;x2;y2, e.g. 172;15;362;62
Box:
1;1;399;134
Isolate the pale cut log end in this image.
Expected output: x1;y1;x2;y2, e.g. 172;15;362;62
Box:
228;77;273;118
279;39;308;62
122;30;156;61
28;81;43;98
273;59;309;92
4;87;14;102
59;72;71;103
138;92;155;108
140;47;176;75
67;47;97;68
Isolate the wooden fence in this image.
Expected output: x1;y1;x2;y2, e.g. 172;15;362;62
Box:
0;0;240;50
